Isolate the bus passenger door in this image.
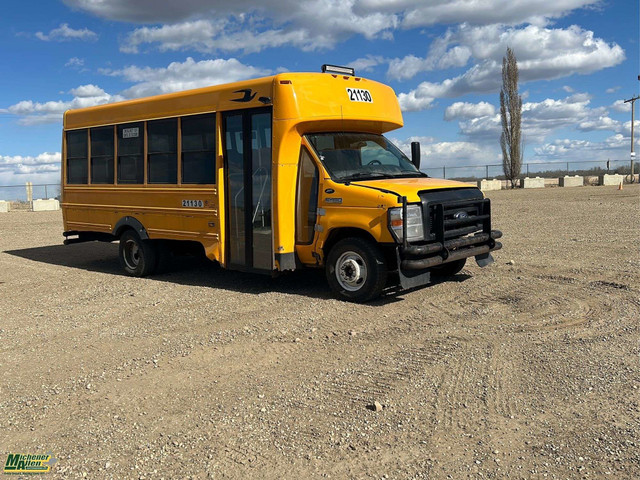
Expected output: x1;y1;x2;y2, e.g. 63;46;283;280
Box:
294;146;321;265
222;108;273;271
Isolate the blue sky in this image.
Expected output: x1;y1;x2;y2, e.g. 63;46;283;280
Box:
0;0;637;185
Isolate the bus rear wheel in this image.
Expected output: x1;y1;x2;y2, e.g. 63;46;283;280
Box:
326;237;387;302
119;230;157;277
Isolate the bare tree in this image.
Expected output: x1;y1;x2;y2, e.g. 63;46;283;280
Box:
500;47;522;188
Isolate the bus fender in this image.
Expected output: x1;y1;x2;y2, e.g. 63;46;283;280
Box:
113;216;149;240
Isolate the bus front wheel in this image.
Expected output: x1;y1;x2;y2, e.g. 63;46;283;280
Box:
326;237;387;302
119;230;157;277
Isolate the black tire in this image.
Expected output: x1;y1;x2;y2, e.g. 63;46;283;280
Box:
325;237;387;302
119;230;157;277
431;258;466;277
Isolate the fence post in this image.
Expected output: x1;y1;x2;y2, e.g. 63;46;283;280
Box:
485;165;489;179
566;162;569;174
526;163;529;177
26;182;33;210
45;185;48;199
443;166;446;179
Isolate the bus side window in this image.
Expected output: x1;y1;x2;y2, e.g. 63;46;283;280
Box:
148;118;178;184
296;148;319;244
90;126;114;184
181;113;216;184
66;129;88;184
117;122;144;184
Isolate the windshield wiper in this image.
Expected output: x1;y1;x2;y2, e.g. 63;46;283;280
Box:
340;172;389;182
390;172;428;178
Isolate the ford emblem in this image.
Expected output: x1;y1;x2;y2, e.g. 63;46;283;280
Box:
453;211;469;219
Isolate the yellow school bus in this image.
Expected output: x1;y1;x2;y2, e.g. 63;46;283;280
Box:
62;64;501;301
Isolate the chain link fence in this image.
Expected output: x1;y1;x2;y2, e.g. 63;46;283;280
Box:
0;183;61;210
421;159;636;182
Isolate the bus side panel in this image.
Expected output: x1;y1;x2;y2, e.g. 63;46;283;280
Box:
62;186;221;260
271;119;301;270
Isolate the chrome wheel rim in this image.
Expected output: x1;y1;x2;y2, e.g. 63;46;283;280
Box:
123;239;141;270
336;251;367;291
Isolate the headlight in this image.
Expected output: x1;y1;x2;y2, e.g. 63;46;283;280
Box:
389;204;424;242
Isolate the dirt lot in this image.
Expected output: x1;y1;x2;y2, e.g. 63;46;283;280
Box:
0;185;638;479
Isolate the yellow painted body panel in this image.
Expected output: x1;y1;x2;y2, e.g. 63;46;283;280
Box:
63;186;221;257
62;71;476;272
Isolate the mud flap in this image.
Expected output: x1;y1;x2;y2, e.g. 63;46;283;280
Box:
396;247;431;290
475;253;494;267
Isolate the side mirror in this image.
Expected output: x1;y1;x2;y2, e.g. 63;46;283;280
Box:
411;141;421;170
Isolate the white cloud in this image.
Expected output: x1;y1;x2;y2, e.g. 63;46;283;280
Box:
519;93;626;141
577;116;621;132
104;57;271;98
534;134;639;160
605;86;621;94
0;152;61;186
439;93;629;146
394;24;625;109
347;55;386;73
562;85;574;93
610;99;631;113
387;34;472;79
69;84;108;97
6;85;124;126
65;57;85;67
5;57;268;125
62;0;238;23
116;4;398;54
392;136;499;167
121;19;227;53
396;0;601;28
444;101;495;121
63;0;600;54
35;23;97;42
419;141;500;167
64;0;599;28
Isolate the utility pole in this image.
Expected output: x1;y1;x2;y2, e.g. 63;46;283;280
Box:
623;95;639;182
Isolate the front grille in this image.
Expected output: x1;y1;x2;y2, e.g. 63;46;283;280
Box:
419;188;490;242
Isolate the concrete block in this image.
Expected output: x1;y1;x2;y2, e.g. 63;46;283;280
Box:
522;177;545;189
0;201;9;213
32;198;60;211
599;173;624;186
477;179;502;191
560;175;583;187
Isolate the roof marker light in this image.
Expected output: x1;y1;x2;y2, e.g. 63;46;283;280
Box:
321;64;355;76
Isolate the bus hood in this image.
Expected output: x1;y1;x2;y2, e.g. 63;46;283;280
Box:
351;177;478;203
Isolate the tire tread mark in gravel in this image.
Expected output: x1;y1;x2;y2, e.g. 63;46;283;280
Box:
323;340;459;405
487;343;517;419
433;343;483;429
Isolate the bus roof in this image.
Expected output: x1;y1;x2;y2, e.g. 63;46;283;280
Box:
64;72;403;133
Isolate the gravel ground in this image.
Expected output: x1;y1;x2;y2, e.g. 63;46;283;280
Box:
0;185;638;479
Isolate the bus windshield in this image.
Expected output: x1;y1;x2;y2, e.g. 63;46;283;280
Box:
306;132;425;182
